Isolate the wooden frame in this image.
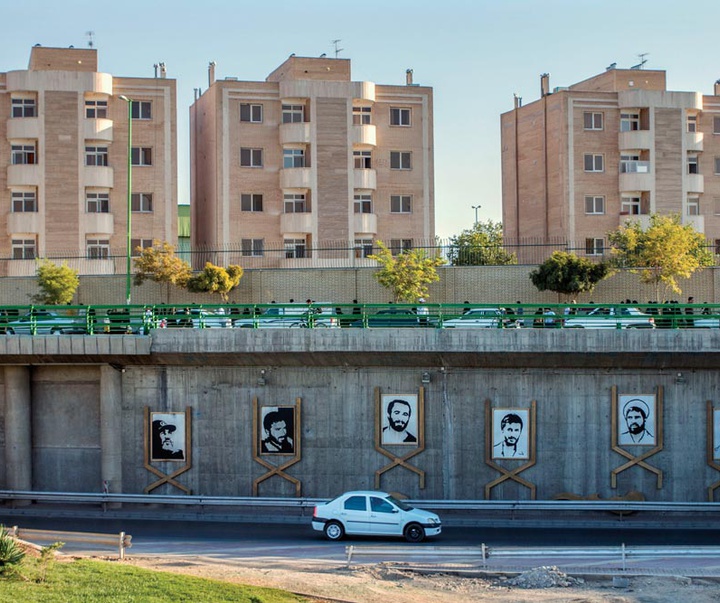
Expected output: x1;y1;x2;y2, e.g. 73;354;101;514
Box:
706;401;720;500
143;406;192;494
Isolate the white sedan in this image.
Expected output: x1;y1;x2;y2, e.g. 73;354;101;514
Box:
312;490;441;542
442;308;513;328
563;307;655;329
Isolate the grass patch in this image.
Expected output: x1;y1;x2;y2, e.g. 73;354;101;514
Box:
1;558;309;602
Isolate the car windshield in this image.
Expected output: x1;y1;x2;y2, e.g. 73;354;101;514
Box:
386;495;413;511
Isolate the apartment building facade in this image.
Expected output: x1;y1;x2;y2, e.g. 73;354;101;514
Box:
0;46;177;276
190;56;434;268
501;68;720;261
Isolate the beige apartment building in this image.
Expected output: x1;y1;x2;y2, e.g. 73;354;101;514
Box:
501;67;720;261
190;56;434;267
0;46;177;276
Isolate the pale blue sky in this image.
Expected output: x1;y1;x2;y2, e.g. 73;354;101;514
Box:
3;0;720;238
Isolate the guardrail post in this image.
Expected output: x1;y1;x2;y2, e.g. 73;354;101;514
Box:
481;543;487;567
346;545;354;567
621;542;626;571
119;531;125;560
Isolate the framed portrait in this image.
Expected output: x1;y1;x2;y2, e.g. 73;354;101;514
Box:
259;406;296;455
381;394;419;446
618;394;656;446
150;411;186;462
492;408;529;460
714;409;720;462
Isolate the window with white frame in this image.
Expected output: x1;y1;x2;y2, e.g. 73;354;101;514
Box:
86;238;110;259
241;238;265;257
620;154;645;173
12;143;37;165
11;190;37;213
283;148;305;168
390;151;412;170
131;100;152;120
131;147;152;166
390;107;411;126
621;196;641;215
715;117;720;135
12;238;36;259
583;112;603;130
130;238;154;256
584;195;604;214
687;196;700;216
284;193;307;213
390;194;412;213
11;97;36;118
715;157;720;175
284;238;306;258
85;145;108;166
85;99;108;119
390;239;412;255
86;191;109;213
131;193;153;212
240;103;263;123
282;104;304;123
715;239;720;255
354;193;372;214
715;197;720;216
688;154;699;174
620;112;640;132
355;238;373;258
353;106;371;125
585;238;604;256
240;148;263;167
687;114;698;133
354;150;372;169
241;193;263;212
583;153;604;172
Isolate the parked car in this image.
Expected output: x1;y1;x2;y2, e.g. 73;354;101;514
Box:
312;490;442;543
187;308;232;329
349;309;425;328
2;310;87;335
441;307;515;329
563;307;655;329
234;305;339;328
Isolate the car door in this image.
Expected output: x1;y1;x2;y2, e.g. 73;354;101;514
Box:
369;495;403;536
338;495;370;535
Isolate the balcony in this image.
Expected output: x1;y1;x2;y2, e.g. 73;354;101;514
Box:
84;166;114;188
280;167;312;189
353;168;377;190
7;117;40;140
279;122;311;145
83;212;114;235
7;212;40;235
685;131;704;152
619;161;652;192
85;118;114;142
7;164;41;186
353;212;377;235
351;124;376;146
686;173;704;193
683;214;705;233
280;212;313;234
618;130;651;151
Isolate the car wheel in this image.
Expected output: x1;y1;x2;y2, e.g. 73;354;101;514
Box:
323;520;344;541
6;328;14;335
404;523;425;543
51;327;63;335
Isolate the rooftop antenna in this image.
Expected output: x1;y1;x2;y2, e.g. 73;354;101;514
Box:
630;52;648;70
332;39;343;58
86;31;95;48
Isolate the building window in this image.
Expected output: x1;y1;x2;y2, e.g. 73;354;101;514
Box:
354;193;372;214
131;147;152;166
85;146;108;166
584;195;604;214
585;238;604;256
282;104;304;123
390;151;412;170
390;239;412;255
11;191;37;213
86;191;109;213
620;113;640;132
688;154;699;175
715;239;720;255
619;154;650;173
583;153;604;172
390;107;411;126
354;150;372;169
131;193;153;212
240;148;263;167
86;238;110;259
284;238;306;259
583;112;603;130
130;238;154;256
715;117;720;135
12;238;36;260
284;193;307;213
11;97;36;118
621;196;641;215
715;197;720;216
353;106;371;125
390;194;412;213
241;238;264;257
355;238;373;258
715;157;720;175
240;103;263;123
131;101;152;120
283;148;305;168
85;99;108;119
12;143;37;165
687;197;700;216
687;114;698;133
241;193;263;212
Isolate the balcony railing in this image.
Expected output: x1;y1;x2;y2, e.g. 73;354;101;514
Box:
619;161;650;174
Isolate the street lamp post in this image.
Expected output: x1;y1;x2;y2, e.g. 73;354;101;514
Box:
118;95;133;305
472;205;482;225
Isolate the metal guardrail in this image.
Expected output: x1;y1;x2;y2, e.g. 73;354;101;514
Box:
11;526;132;559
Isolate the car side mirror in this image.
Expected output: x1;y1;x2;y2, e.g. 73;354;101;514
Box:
392;508;399;513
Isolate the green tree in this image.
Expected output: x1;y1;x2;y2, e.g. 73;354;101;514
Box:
133;241;192;303
368;241;446;302
607;213;712;299
186;262;244;302
448;220;517;266
32;260;80;305
530;251;612;300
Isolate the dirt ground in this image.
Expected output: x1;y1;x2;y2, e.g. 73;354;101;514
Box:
118;555;720;603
